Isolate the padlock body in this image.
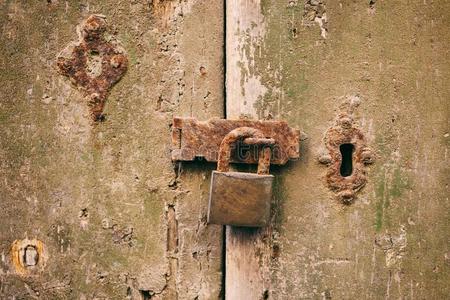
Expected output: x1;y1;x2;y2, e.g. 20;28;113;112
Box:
208;171;274;227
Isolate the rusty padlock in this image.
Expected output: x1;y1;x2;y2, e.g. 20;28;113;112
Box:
207;127;275;227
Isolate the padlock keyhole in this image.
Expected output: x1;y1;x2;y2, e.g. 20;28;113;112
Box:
339;143;354;177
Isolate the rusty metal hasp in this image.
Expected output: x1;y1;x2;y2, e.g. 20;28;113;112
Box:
171;117;300;165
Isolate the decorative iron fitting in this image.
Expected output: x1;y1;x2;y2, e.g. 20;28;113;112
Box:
57;14;128;121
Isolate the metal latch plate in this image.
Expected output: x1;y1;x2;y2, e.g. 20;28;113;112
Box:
171;117;300;165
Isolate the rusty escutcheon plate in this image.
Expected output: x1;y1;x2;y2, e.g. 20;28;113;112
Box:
171;117;300;165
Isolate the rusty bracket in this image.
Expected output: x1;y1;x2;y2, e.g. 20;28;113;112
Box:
171;117;300;165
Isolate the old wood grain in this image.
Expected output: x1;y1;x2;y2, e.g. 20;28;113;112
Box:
225;0;272;299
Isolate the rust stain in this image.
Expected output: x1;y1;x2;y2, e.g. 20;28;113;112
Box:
57;14;128;121
171;117;300;165
11;238;46;276
320;113;374;204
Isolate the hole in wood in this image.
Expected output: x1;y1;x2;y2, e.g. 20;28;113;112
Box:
339;143;354;177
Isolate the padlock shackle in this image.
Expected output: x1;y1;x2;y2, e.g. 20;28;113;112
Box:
217;127;272;175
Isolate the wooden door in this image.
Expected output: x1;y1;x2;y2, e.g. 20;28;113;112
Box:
1;1;449;299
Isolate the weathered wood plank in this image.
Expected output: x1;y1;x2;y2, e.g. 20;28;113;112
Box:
225;0;271;299
226;0;267;120
0;1;225;298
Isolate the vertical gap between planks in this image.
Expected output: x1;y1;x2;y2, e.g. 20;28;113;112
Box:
220;225;226;300
223;0;228;120
221;1;228;298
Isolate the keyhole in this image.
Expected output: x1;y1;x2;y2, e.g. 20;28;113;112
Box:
339;143;354;177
